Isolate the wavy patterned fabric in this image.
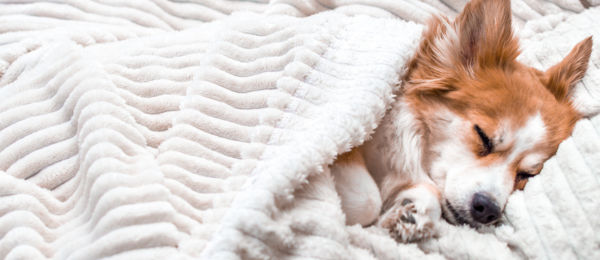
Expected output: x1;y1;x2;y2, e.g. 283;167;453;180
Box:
0;1;599;259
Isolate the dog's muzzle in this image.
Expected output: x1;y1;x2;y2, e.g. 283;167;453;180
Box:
470;192;501;224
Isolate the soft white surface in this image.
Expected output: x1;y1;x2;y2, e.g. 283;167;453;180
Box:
0;1;599;259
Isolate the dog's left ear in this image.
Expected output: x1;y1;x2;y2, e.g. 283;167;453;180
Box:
455;0;519;69
543;37;593;103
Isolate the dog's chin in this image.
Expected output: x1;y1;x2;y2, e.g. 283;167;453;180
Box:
442;199;481;228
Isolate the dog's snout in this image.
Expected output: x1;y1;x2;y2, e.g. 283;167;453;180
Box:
470;193;501;224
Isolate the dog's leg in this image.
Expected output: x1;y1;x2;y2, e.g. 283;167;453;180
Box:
378;182;441;242
331;149;382;226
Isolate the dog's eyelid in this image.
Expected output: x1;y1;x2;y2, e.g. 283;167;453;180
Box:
516;171;535;179
474;124;494;155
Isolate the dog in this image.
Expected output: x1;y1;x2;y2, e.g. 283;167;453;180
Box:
331;0;593;242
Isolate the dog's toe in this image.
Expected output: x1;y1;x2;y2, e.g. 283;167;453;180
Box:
378;185;441;243
400;211;416;224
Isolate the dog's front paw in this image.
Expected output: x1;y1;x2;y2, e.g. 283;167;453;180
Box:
378;184;441;243
378;198;436;242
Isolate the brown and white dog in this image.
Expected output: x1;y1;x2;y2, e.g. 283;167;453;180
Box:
332;0;593;242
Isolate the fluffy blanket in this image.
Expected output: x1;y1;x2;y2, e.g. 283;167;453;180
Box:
1;1;599;259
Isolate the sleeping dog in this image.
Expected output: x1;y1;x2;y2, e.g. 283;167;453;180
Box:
332;0;593;242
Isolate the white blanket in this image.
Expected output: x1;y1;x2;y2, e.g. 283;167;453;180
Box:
1;1;599;259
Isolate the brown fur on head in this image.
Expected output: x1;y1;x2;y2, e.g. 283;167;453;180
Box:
402;0;592;225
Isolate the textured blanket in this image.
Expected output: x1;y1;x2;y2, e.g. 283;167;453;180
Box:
1;1;599;259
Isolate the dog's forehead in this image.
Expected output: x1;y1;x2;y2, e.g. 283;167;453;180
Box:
496;112;547;160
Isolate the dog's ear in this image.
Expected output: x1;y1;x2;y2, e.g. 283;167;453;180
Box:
542;37;593;103
403;0;519;96
455;0;519;69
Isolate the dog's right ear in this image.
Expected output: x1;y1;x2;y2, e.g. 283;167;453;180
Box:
455;0;519;70
542;37;593;103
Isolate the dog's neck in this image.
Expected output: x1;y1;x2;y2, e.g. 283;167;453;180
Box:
362;97;432;201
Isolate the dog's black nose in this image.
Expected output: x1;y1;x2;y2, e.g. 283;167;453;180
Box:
470;193;501;224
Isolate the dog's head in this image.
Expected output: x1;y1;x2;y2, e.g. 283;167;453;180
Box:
403;0;592;227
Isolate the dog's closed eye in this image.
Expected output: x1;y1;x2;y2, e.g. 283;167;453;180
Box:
474;124;493;156
515;170;536;190
516;171;535;181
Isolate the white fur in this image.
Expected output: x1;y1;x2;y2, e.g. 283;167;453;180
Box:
362;97;432;200
331;157;382;226
510;113;547;162
520;153;545;171
377;183;441;242
430;112;548;224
